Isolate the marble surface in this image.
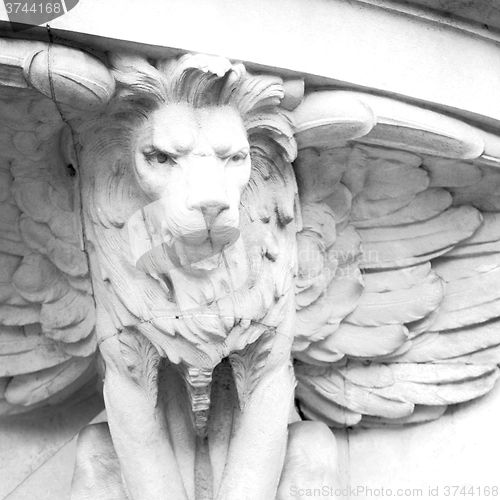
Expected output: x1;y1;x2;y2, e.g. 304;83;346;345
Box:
0;392;104;500
404;0;500;29
335;378;500;496
6;438;77;500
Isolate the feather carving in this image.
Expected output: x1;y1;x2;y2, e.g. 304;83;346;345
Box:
2;49;500;437
0;77;98;415
292;89;500;426
119;329;161;406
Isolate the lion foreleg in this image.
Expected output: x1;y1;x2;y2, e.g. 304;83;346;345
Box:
100;334;189;500
276;421;341;499
214;354;296;500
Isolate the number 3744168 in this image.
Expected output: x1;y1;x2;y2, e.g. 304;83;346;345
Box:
443;486;498;496
5;2;62;14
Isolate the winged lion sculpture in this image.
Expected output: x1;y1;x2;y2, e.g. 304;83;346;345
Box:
1;38;499;499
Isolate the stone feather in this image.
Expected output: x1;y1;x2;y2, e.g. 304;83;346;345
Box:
3;53;500;434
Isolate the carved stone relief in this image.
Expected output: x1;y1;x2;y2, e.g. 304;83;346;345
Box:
1;38;500;499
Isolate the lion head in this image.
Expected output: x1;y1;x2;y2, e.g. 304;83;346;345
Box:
131;102;251;271
80;53;299;371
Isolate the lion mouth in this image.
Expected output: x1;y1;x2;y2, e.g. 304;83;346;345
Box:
174;239;225;271
130;209;241;276
173;226;240;268
178;225;239;247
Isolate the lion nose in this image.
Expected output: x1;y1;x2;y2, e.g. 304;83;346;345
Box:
200;202;230;227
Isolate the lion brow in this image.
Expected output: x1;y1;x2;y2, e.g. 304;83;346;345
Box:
213;142;250;158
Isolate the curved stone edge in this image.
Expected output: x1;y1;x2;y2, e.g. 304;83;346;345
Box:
0;37;115;110
293;90;500;166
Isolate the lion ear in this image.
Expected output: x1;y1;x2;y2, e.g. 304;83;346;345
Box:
109;52;166;101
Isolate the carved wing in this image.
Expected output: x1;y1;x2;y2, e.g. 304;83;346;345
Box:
0;39;114;415
292;91;500;426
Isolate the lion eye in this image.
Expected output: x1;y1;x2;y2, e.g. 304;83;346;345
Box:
156;152;171;164
229;152;248;164
144;151;176;166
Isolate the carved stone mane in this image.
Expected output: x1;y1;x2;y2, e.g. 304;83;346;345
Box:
78;53;299;430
